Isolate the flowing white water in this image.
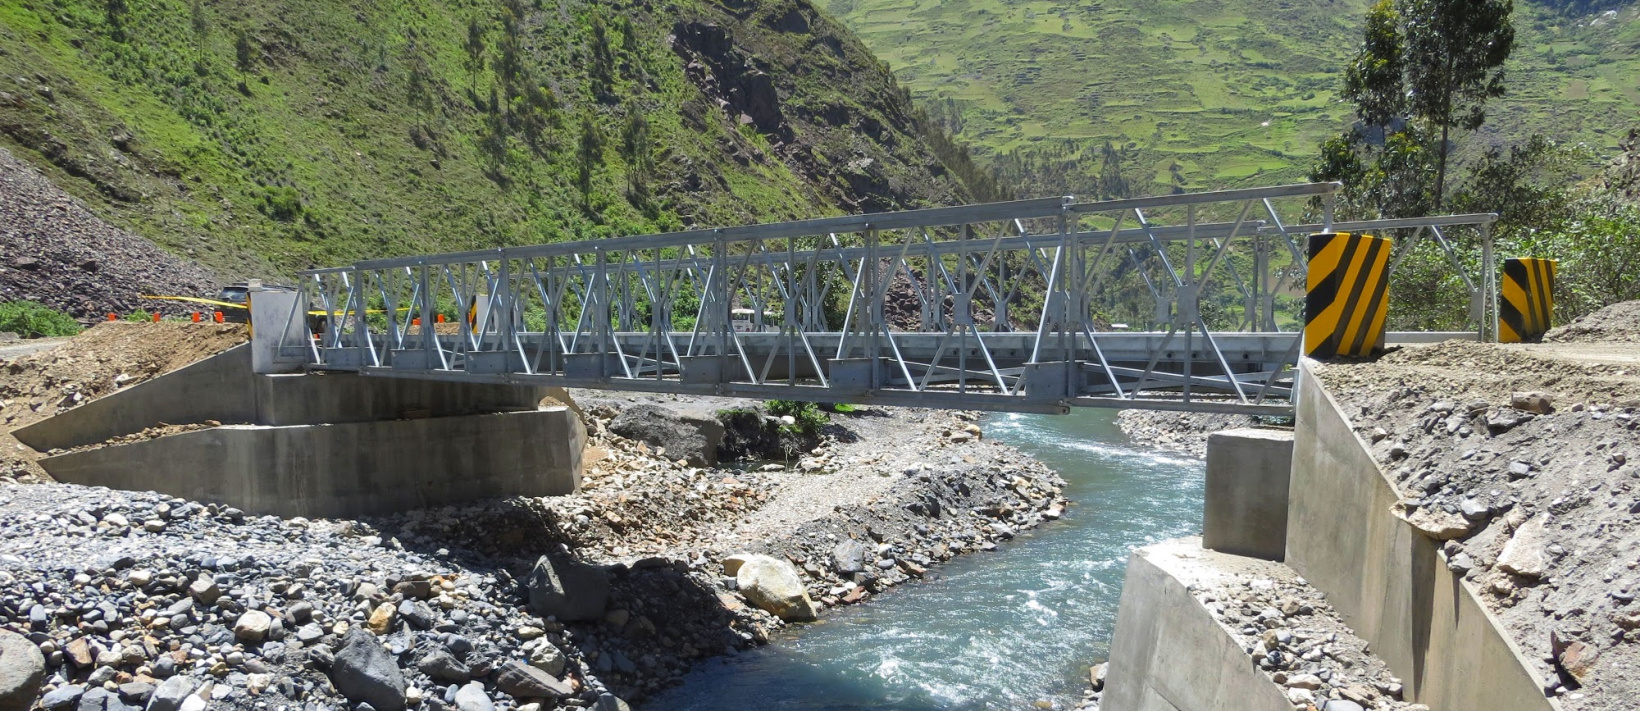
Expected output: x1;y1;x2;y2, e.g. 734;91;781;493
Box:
646;409;1205;710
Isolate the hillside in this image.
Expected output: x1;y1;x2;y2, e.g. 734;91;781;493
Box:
0;0;974;284
831;0;1640;195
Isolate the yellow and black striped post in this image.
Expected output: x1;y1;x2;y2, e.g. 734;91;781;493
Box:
1304;232;1392;359
1499;257;1556;343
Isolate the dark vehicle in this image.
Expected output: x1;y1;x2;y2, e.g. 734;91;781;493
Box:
215;283;297;324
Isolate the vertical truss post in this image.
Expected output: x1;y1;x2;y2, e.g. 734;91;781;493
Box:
1481;222;1497;343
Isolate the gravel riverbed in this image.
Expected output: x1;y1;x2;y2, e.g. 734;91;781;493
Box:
0;326;1067;711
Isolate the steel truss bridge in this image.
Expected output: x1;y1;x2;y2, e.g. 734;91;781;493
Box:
270;183;1499;415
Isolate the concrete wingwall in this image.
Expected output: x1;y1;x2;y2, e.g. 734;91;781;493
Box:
1288;359;1558;711
12;345;259;452
13;345;557;452
1103;539;1293;711
39;408;584;519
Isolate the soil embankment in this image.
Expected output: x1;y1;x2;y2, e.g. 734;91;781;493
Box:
0;324;1065;710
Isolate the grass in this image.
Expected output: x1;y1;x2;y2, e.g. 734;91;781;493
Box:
0;0;976;281
828;0;1640;196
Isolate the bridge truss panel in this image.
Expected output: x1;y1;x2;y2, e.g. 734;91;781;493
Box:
280;183;1497;416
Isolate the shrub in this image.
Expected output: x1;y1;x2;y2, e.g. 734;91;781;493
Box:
0;301;83;338
766;399;828;437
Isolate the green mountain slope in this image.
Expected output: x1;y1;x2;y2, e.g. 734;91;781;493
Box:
830;0;1640;194
0;0;975;279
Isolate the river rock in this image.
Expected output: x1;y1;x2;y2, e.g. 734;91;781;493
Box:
526;556;610;622
734;554;818;622
528;644;566;677
593;694;632;711
453;683;493;711
1497;514;1548;578
144;677;194;711
493;661;572;701
0;629;47;711
329;629;407;711
416;650;469;684
831;540;866;575
39;685;82;710
233;611;272;642
608;404;725;467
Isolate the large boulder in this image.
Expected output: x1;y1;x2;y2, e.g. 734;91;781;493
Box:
329;630;407;711
0;630;46;711
608;404;725;466
733;554;818;622
526;556;610;622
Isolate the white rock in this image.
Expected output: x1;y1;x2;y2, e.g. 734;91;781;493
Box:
234;611;272;642
1285;673;1322;689
1497;513;1549;578
733;554;818;622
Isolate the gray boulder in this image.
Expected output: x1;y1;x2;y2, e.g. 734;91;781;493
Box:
608;404;725;466
144;677;194;711
0;629;46;711
452;683;492;711
40;686;84;711
831;540;866;575
329;630;407;711
526;556;609;622
416;650;470;684
493;661;572;701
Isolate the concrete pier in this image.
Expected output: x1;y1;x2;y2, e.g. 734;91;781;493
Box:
1202;428;1292;561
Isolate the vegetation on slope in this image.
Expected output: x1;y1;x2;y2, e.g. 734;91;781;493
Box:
831;0;1640;197
0;0;989;280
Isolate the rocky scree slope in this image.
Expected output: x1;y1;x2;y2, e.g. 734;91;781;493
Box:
0;0;978;282
1316;304;1640;709
0;147;219;319
0;381;1065;709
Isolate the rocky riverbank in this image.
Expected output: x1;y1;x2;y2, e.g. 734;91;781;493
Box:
1114;410;1261;459
0;354;1066;711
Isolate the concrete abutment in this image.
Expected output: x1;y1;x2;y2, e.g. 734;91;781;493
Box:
15;345;585;519
1104;360;1558;711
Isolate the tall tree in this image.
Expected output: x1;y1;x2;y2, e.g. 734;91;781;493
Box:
619;109;653;207
463;17;486;97
1399;0;1514;207
1341;0;1405;133
576;114;604;204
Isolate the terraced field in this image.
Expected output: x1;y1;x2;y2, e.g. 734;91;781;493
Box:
831;0;1640;193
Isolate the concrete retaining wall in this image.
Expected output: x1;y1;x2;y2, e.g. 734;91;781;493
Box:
39;408;584;518
1287;359;1558;711
1103;538;1293;711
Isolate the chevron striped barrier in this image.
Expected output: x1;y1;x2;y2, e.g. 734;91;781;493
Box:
1305;232;1392;359
1499;257;1556;343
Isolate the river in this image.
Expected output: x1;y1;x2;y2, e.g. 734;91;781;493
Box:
645;409;1205;710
